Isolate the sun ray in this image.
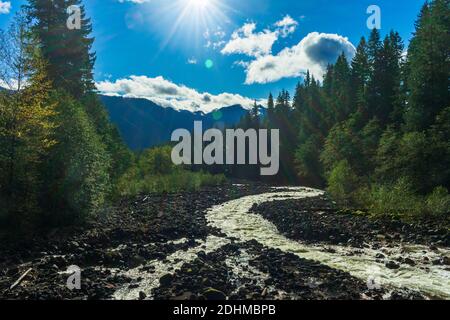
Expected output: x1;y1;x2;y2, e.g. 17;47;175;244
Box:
156;3;193;55
155;0;231;51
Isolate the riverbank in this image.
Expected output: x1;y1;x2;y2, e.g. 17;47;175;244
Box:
0;184;448;300
251;193;450;248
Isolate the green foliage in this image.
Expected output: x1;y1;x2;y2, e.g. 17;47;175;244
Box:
42;93;111;224
27;0;132;183
0;13;57;229
366;178;425;218
351;37;370;112
321;116;382;179
328;54;353;122
81;93;133;180
321;121;360;175
326;160;361;207
115;146;226;197
378;131;428;184
426;187;450;216
365;179;449;219
295;134;324;185
404;0;450;131
366;29;404;126
27;0;96;96
117;169;226;197
0;0;132;230
376;128;449;193
137;146;176;175
319;1;450;220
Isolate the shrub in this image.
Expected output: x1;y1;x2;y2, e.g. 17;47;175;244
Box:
138;146;175;176
366;178;424;218
116;169;225;197
326;160;361;207
426;187;450;216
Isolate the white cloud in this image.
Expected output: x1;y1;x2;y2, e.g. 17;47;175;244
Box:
244;32;356;84
187;58;198;64
220;16;356;84
0;1;11;14
96;75;261;113
233;60;250;69
274;15;298;38
204;26;227;50
221;23;278;58
220;15;298;58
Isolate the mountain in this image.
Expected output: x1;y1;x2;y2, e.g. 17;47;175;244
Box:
100;95;265;150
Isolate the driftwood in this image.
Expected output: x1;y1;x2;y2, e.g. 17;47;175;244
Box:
9;268;33;290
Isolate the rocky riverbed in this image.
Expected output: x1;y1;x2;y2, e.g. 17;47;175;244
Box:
0;183;448;300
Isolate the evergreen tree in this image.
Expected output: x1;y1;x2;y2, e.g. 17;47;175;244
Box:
329;53;352;122
27;0;132;181
294;75;329;186
322;65;334;96
267;93;274;111
26;0;95;97
366;30;404;126
251;100;260;129
404;0;450;131
367;28;382;66
351;37;370;121
266;93;275;128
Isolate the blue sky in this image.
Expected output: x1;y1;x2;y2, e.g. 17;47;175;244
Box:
1;0;424;112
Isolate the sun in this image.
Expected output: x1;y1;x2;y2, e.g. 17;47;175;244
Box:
189;0;210;9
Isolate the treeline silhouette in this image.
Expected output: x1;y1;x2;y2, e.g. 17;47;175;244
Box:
0;1;134;232
201;0;450;218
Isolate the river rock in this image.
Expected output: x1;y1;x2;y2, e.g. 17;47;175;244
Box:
160;274;174;286
385;261;400;269
139;291;147;300
202;288;227;300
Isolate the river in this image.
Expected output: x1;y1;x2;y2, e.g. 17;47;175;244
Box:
113;186;450;300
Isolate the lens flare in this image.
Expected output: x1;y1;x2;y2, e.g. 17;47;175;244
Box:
205;59;214;69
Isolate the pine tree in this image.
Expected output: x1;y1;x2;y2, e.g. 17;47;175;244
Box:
27;0;132;182
251;100;260;129
383;31;404;124
366;29;384;123
322;65;334;96
294;74;329;186
351;37;370;121
329;53;352;122
26;0;95;97
267;93;274;111
265;93;275;129
366;29;404;126
404;0;450;131
367;28;382;66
